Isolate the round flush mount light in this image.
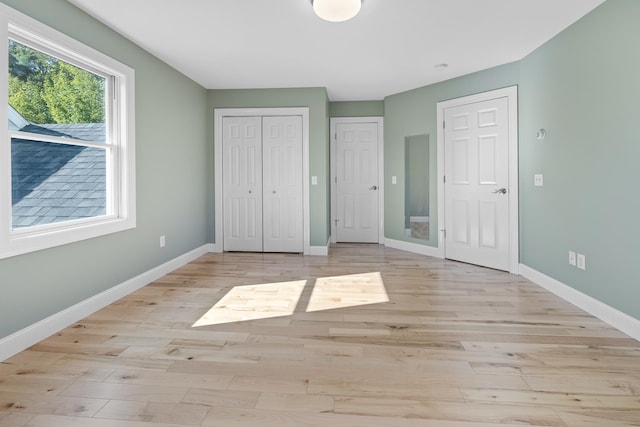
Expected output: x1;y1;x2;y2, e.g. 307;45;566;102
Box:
312;0;362;22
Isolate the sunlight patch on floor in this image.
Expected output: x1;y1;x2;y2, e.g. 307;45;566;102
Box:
305;272;389;312
192;272;388;327
192;280;307;327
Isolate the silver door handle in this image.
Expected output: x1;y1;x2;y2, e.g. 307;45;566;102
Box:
248;190;252;194
492;188;507;194
369;185;378;190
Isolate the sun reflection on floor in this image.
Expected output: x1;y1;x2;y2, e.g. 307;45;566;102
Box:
305;272;388;312
192;280;307;327
192;272;388;327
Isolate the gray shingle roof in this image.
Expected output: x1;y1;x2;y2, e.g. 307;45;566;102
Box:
11;117;107;229
23;122;106;143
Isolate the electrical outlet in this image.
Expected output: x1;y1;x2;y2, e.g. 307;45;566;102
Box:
160;235;166;248
534;174;544;187
577;253;586;270
568;251;576;266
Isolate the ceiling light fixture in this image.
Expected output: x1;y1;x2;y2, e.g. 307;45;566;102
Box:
312;0;361;22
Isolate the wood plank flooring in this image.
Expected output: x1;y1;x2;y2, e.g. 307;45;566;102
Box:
1;244;639;426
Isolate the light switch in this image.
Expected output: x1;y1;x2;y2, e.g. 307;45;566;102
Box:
392;176;397;184
311;176;317;185
534;174;544;187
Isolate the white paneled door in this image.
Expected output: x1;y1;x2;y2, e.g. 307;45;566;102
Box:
223;116;263;252
335;122;380;243
444;96;510;271
222;115;303;253
262;116;303;252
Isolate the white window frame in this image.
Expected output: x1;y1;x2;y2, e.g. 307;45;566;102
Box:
0;4;136;259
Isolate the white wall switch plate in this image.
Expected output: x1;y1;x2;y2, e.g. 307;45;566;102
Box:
569;251;576;266
160;235;166;248
392;176;397;184
311;176;317;185
534;174;544;187
577;253;586;270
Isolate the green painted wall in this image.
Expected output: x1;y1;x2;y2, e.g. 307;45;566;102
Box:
0;0;209;338
207;88;331;247
518;0;640;319
3;0;638;345
383;63;520;247
383;0;639;320
329;101;384;117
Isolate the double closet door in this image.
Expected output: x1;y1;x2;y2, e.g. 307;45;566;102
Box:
222;115;303;253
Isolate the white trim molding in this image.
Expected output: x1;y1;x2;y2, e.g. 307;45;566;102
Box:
385;238;441;258
520;264;640;342
214;108;311;255
0;245;212;362
307;237;331;256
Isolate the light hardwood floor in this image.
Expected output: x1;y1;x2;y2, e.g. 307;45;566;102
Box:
1;244;639;426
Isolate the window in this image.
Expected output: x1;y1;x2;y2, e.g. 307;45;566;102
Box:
1;4;135;259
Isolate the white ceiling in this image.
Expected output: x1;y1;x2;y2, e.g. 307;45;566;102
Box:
68;0;605;101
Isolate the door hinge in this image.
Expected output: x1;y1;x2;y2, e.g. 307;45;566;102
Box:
441;229;447;239
443;175;446;183
334;177;337;184
443;120;445;129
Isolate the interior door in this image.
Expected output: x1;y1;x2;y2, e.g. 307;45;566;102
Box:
335;122;380;243
444;96;510;270
222;116;263;252
262;116;303;252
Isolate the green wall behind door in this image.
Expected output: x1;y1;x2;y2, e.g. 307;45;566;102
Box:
207;88;331;247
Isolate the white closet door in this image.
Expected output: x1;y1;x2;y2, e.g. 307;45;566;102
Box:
222;116;263;252
262;116;303;253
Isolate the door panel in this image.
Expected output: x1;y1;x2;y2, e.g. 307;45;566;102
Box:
262;116;303;252
444;97;509;270
336;122;380;243
223;116;263;252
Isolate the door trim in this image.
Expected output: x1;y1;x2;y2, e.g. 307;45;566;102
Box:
436;86;519;274
214;108;310;254
330;117;384;244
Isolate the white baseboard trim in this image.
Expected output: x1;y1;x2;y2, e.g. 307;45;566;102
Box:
306;238;330;256
0;245;212;362
520;264;640;341
384;238;442;258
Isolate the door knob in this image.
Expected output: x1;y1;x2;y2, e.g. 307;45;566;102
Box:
492;188;507;194
369;185;378;190
248;190;252;194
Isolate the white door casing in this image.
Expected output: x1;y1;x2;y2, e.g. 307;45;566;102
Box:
437;86;519;273
214;108;310;254
262;116;303;253
331;118;383;243
222;116;263;252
